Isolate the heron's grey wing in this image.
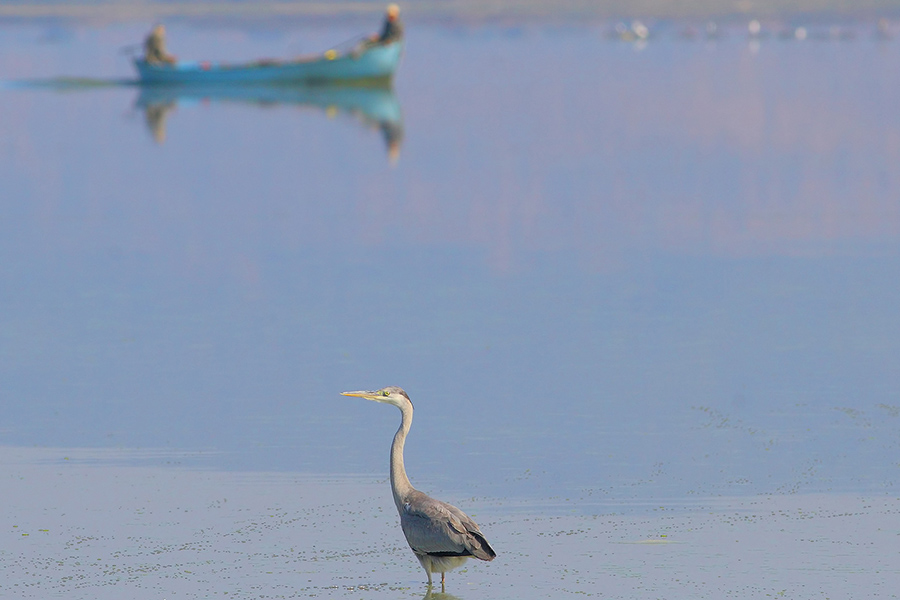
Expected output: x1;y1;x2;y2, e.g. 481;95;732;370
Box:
399;491;496;561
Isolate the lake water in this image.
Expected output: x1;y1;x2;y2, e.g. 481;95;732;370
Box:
1;15;899;599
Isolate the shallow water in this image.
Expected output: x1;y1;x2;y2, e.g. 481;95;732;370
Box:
1;16;900;599
3;448;898;598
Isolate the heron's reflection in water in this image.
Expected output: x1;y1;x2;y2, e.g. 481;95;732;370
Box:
423;589;463;600
135;82;403;162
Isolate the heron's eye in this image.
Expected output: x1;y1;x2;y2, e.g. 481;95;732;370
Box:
381;390;390;396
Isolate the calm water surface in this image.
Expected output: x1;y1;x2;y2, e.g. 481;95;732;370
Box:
1;18;899;598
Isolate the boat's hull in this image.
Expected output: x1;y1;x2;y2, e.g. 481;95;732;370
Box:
135;42;402;85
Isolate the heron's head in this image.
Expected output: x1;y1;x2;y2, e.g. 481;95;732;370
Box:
341;386;411;409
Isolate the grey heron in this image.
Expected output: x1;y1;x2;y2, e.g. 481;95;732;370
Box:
341;386;496;588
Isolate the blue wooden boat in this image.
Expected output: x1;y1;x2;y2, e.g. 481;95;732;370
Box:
134;41;402;85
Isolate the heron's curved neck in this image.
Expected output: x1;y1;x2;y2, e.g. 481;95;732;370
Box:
390;402;415;511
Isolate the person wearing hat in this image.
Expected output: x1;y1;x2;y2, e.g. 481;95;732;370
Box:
375;4;404;45
144;24;176;65
353;4;403;57
358;4;403;50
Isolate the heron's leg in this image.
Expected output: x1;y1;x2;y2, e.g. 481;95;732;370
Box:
441;572;445;592
419;554;433;587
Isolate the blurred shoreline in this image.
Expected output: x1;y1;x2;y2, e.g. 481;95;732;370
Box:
2;0;899;24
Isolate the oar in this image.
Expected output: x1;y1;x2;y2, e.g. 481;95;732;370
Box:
327;34;370;54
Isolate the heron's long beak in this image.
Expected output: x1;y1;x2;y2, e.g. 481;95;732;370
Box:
341;390;381;400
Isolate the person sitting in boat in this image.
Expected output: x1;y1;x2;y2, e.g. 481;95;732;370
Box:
352;4;402;57
144;24;177;65
357;3;403;52
374;4;403;45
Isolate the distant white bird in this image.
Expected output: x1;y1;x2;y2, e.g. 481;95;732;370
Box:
631;20;650;40
748;19;762;37
341;386;496;589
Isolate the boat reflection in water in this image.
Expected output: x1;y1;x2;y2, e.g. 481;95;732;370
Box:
135;82;403;162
